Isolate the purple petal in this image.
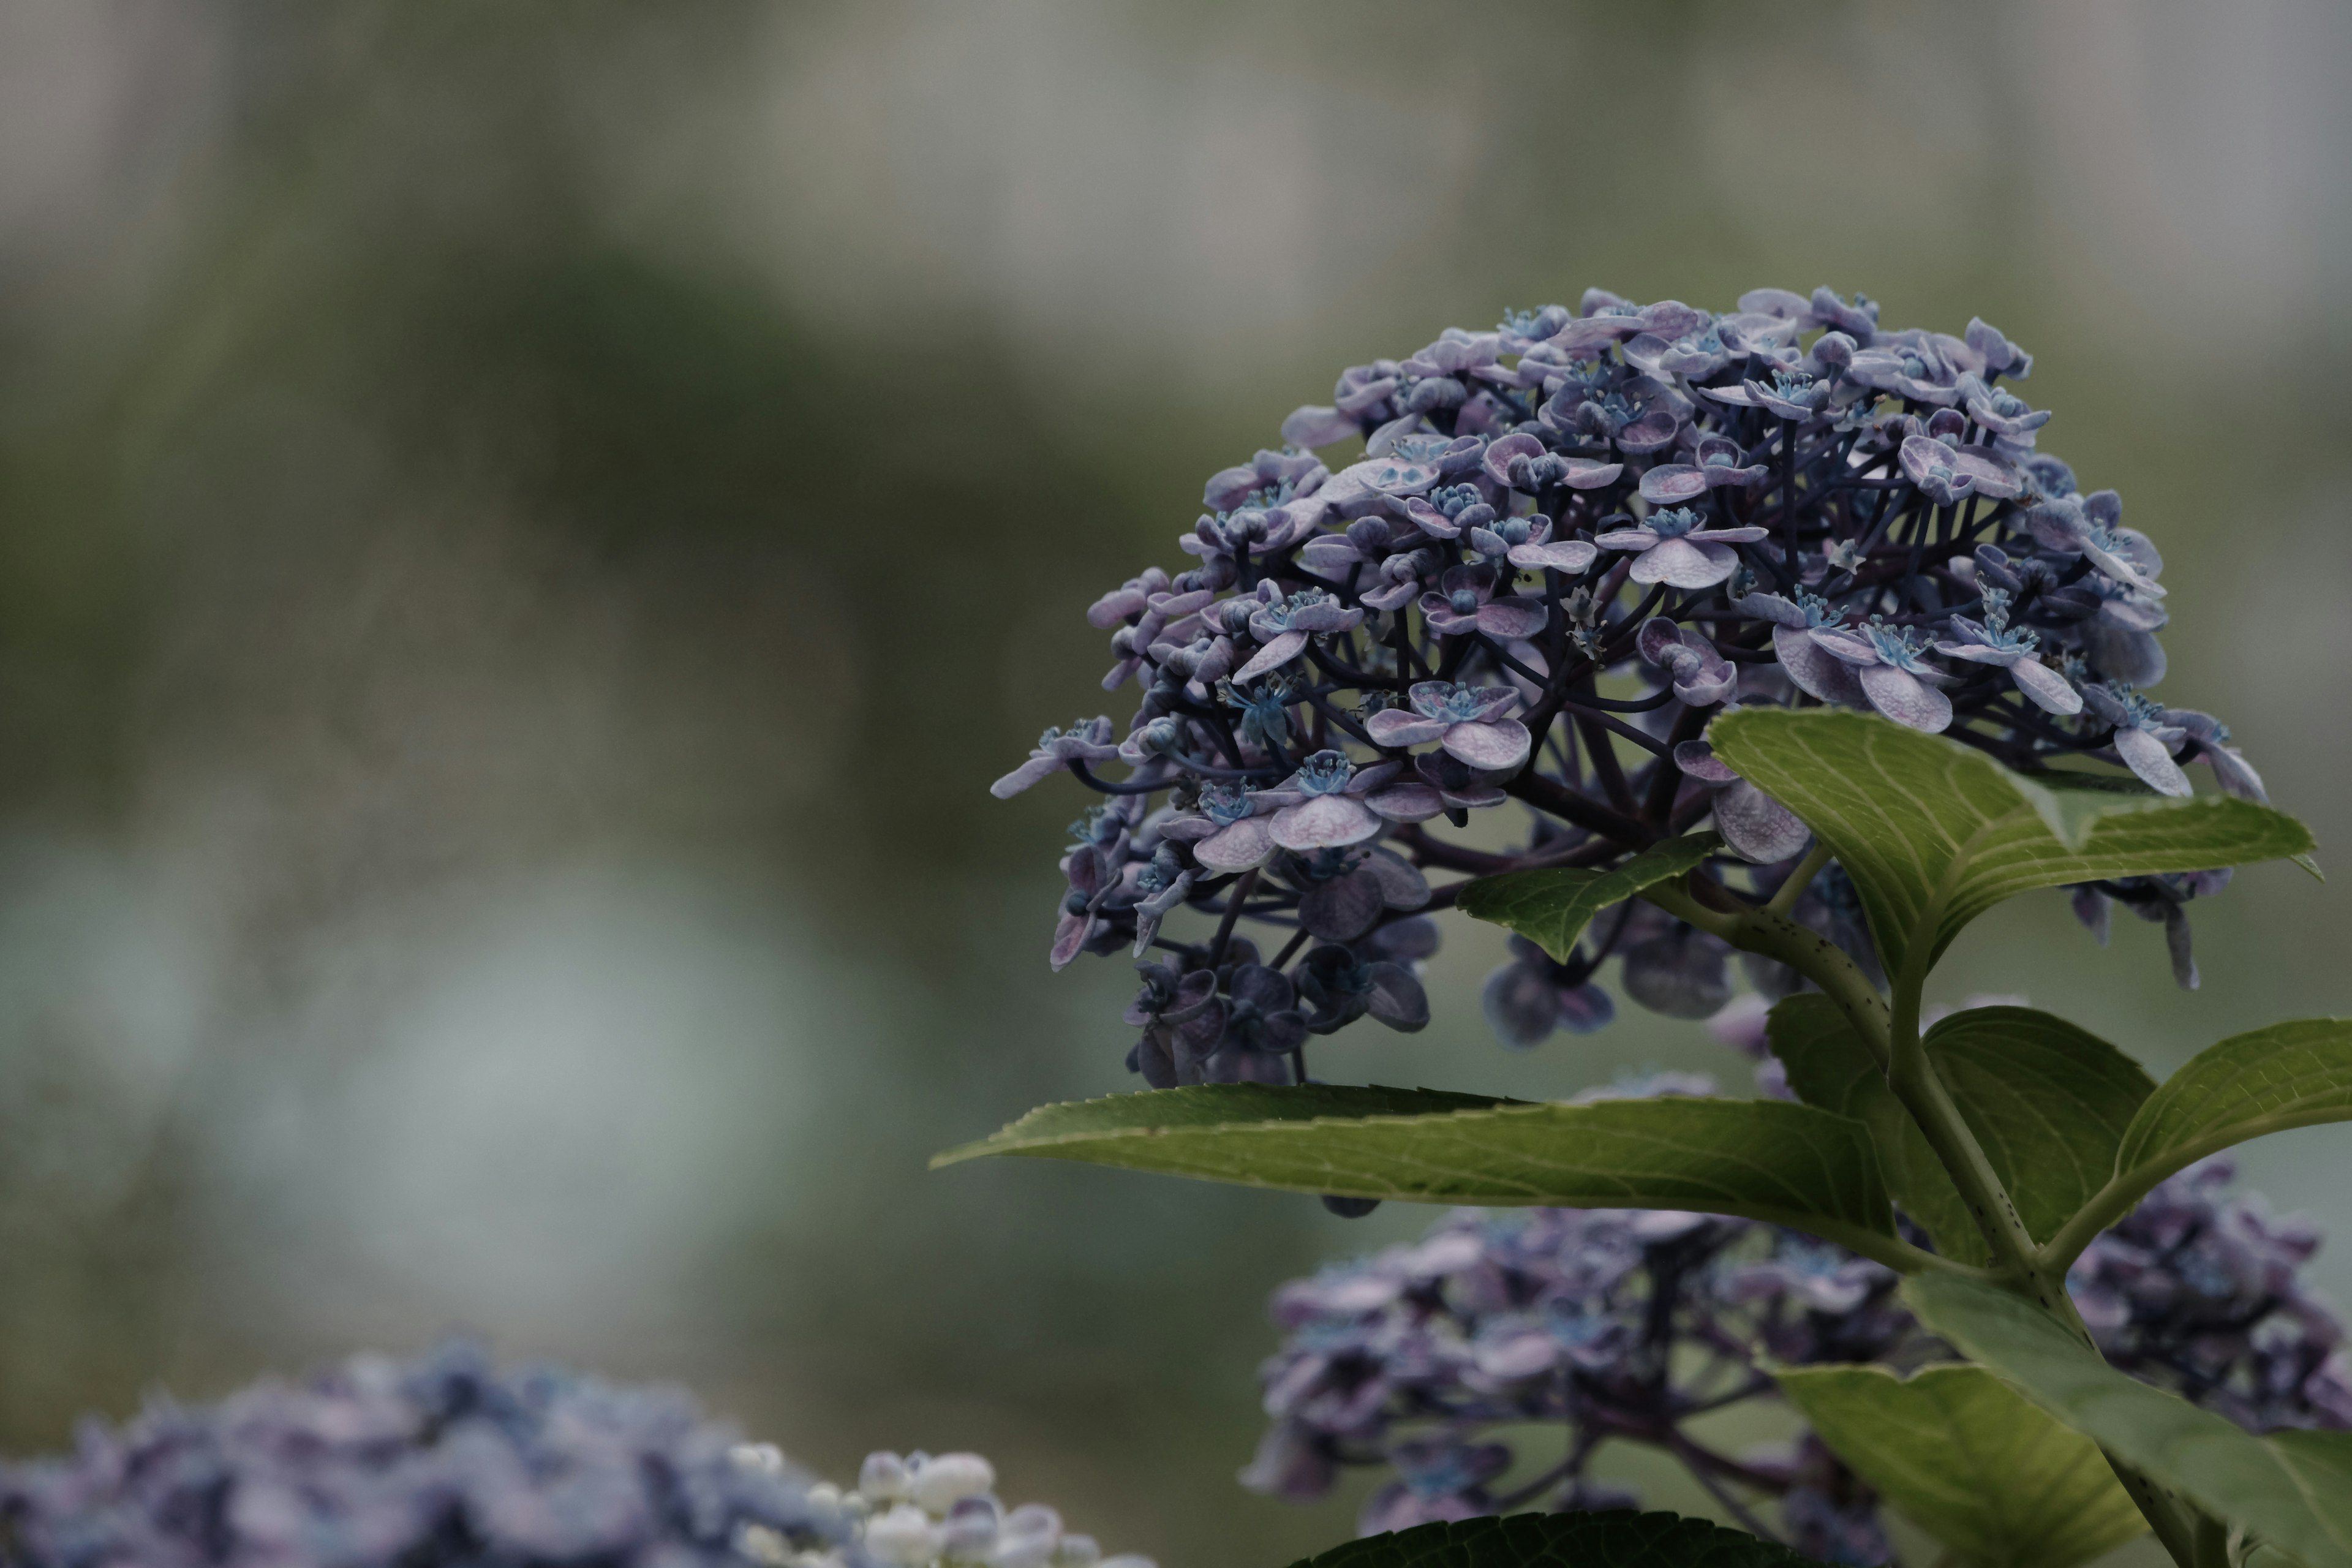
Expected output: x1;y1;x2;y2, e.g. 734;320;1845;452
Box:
1673;739;1740;784
1689;526;1769;545
1232;630;1308;684
1714;780;1812;864
1807;627;1882;666
1366;782;1446;823
1272;795;1382;851
1231;962;1295;1013
1638;464;1708;505
1615;409;1679;453
1281;405;1360;448
1509;539;1597;573
1365;709;1448;748
1627;536;1738;589
1474;597;1548;639
1481;431;1547;488
1366;963;1430;1031
1593;529;1657;551
1441;718;1531;772
990;753;1066;799
1363;849;1430;909
1050;911;1090;970
2007;657;2082;715
1299;871;1385;941
1771;627;1866;702
1858;663;1954;732
2114;726;2193;797
1480;962;1559;1049
1196;817;1277;872
1562;459;1624;489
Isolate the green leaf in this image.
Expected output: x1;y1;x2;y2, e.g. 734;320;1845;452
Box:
1766;1000;2151;1259
1774;1362;2144;1568
1282;1509;1813;1568
1769;995;1986;1264
1906;1272;2352;1568
2109;1018;2352;1205
1709;709;2313;975
1457;832;1722;962
1923;1006;2154;1244
935;1084;1899;1253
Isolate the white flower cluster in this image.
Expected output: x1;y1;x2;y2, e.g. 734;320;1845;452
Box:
734;1446;1154;1568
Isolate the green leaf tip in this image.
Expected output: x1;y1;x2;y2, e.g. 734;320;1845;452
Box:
1709;708;2313;973
1281;1508;1814;1568
933;1084;1908;1259
1457;831;1721;962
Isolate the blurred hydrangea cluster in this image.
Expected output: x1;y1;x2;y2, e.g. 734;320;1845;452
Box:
1244;1081;2350;1562
0;1344;1152;1568
997;288;2266;1080
756;1450;1150;1568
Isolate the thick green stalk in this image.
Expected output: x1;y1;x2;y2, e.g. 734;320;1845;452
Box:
1642;870;2209;1567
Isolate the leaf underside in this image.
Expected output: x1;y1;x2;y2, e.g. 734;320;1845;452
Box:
1774;1362;2144;1568
1283;1509;1815;1568
1907;1272;2352;1568
1457;832;1722;963
935;1084;1894;1245
1711;709;2313;974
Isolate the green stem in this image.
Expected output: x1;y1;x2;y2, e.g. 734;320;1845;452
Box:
1763;839;1834;919
1646;868;2211;1567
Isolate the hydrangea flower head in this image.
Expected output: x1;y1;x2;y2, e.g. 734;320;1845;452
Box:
996;285;2263;1072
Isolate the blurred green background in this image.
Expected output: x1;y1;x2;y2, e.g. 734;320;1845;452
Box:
0;1;2346;1562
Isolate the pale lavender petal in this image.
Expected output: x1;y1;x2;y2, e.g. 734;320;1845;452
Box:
1366;782;1446;823
1509;539;1597;573
1807;627;1882;666
1441;718;1531;772
1195;817;1277;872
1281;404;1360;448
1615;409;1679;453
1593;529;1657;551
1562;459;1624;489
1463;686;1522;722
990;753;1066;799
1232;630;1309;684
1295;535;1366;579
2113;726;2193;797
1672;739;1739;784
1474;598;1548;639
1157;815;1218;842
2007;657;2082;715
1774;625;1868;703
1627;536;1738;589
1935;641;2020;666
1480;431;1547;488
2081;623;2168;687
1858;663;1953;732
1638;465;1707;505
1050;911;1091;970
1365;709;1449;747
1714;780;1812;864
1272;795;1382;851
1689;526;1769;545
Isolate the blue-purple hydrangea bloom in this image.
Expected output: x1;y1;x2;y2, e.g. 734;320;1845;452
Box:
1245;1074;2350;1562
0;1347;1155;1568
998;287;2263;1082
